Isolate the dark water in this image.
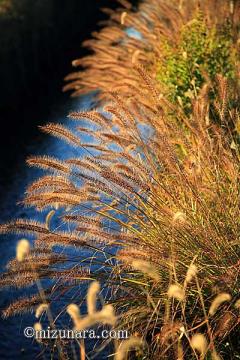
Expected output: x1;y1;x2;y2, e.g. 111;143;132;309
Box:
0;0;118;198
0;2;122;355
0;93;106;359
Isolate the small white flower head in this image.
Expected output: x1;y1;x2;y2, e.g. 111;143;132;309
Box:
16;239;30;262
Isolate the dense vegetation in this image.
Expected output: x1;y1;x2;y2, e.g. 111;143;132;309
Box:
0;1;240;359
156;12;239;110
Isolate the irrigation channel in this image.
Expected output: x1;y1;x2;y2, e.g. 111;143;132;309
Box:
0;1;120;358
0;94;110;359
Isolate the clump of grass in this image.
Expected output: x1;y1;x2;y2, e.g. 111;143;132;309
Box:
1;1;240;359
1;72;240;358
64;0;240;104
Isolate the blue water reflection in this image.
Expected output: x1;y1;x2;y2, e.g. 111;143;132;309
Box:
0;93;109;359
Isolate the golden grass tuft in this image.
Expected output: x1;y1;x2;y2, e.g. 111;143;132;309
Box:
35;303;49;319
190;333;208;357
209;293;232;316
167;284;185;302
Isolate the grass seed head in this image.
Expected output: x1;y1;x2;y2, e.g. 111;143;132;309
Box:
16;239;30;262
87;281;100;315
190;333;208;357
115;337;143;360
185;264;198;284
35;303;49;319
34;322;43;343
131;260;161;282
167;284;185;301
209;293;232;316
234;299;240;309
172;212;186;226
67;304;81;325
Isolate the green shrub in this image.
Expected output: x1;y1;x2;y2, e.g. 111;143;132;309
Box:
156;12;238;111
0;0;11;14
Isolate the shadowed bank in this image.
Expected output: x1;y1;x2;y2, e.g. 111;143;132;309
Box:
0;0;117;196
